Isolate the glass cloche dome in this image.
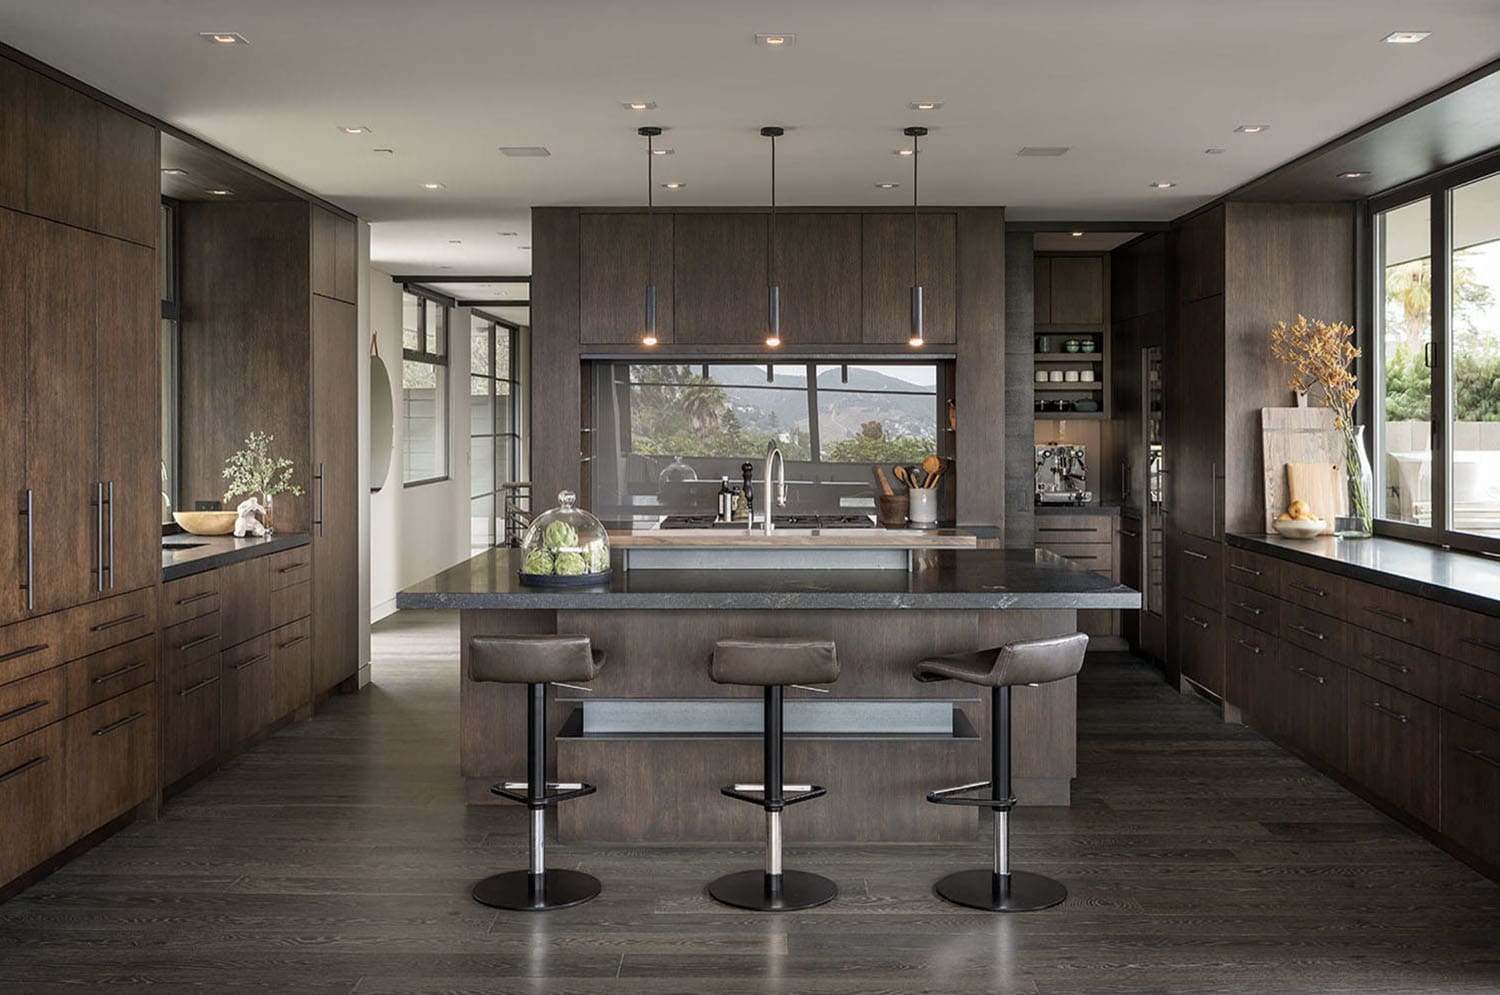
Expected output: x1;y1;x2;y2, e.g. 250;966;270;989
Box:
518;490;612;586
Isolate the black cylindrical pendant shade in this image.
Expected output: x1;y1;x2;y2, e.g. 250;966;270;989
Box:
644;282;658;345
910;285;924;346
766;284;781;347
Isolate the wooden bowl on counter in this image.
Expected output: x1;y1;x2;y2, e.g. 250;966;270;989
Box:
172;511;238;536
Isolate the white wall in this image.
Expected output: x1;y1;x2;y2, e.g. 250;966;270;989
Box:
369;269;473;620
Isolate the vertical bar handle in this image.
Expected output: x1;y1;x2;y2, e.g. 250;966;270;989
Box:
94;482;104;593
315;462;326;536
21;489;33;611
106;480;115;589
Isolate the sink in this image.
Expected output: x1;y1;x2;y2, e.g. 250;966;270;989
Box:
163;541;207;550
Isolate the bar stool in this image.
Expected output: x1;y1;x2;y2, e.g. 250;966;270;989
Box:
468;634;606;911
707;637;841;911
914;632;1088;912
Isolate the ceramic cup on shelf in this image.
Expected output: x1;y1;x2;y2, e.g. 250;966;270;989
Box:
1064;370;1080;383
1049;370;1064;382
1064;339;1081;353
1081;369;1096;382
1035;370;1049;384
1080;339;1097;353
908;487;938;526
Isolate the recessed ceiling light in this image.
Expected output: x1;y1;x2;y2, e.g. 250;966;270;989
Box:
894;148;915;157
1017;146;1070;157
875;182;900;189
623;100;657;111
651;147;674;156
1234;124;1269;134
1071;231;1084;237
372;148;395;155
160;167;188;176
337;126;372;135
1339;170;1372;179
1149;181;1176;189
661;182;686;190
755;33;794;46
497;231;519;237
448;239;463;244
517;245;532;251
499;146;550;157
1383;30;1430;44
422;182;446;190
199;32;248;45
1204;147;1227;155
438;265;453;270
908;100;944;111
206;188;232;196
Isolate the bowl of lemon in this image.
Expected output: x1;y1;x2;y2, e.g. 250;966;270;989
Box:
1272;500;1326;539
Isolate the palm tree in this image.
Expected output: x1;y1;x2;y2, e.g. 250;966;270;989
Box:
681;375;725;434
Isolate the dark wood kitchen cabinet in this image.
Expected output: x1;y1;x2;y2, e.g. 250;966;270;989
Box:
1036;255;1105;327
862;212;956;344
0;724;67;888
311;206;357;305
579;212;675;345
0;58;25;211
775;213;862;344
673;213;768;344
0;210;24;627
22;69;97;232
311;295;360;696
64;682;158;843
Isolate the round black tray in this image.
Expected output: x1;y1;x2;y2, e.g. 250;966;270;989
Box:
518;569;613;588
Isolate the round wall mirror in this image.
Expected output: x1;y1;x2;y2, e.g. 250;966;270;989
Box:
370;353;395;492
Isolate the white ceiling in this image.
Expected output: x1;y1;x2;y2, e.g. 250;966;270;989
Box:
2;1;1498;275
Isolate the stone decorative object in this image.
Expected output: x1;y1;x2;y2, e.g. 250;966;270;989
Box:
233;497;268;538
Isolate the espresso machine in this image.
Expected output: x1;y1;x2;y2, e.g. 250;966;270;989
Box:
1035;445;1093;505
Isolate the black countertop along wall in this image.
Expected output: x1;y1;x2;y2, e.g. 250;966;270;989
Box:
162;533;310;582
1228;532;1500;618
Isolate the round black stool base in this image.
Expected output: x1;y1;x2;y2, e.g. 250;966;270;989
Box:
933;869;1067;912
707;869;838;911
471;869;601;911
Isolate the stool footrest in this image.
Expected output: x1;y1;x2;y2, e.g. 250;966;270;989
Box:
926;780;1015;811
721;784;826;809
490;781;597;808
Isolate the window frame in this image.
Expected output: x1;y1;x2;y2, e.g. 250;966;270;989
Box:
1365;146;1500;555
401;287;452;487
468;311;523;546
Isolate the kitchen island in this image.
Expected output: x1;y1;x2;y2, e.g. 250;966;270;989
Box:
398;546;1139;843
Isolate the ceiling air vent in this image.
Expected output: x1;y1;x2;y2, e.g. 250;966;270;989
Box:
499;147;551;157
1017;146;1070;157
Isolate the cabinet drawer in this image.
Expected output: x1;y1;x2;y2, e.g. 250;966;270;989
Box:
1225;619;1276;716
1035;517;1113;543
0;723;67;887
1039;543;1113;575
0;665;65;746
161;612;221;675
60;588;158;662
163;654;220;786
0;613;64;686
1225;547;1278;596
1170;533;1222;612
1225;583;1280;636
221;633;275;748
1281;601;1345;662
219;557;270;648
267;546;312;591
1443;660;1500;733
271;618;311;720
161;570;222;629
1344;579;1434;647
1346;626;1440;703
1177;604;1224;696
1440;713;1500;869
64;682;157;841
1278;562;1344;617
1345;671;1440;828
1442;607;1500;677
269;580;311;629
1275;646;1348;772
64;633;158;715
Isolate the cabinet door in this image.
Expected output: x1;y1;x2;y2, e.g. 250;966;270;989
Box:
0;210;24;625
1047;256;1104;326
1177;603;1225;696
25;221;100;613
24;72;98;231
65;682;156;841
673;214;767;344
218;556;269;648
580;213;674;344
1345;672;1440;827
1441;713;1500;869
775;214;862;344
0;723;66;887
0;59;25;211
271;618;312;719
1165;294;1224;540
310;207;356;303
862;213;956;344
311;296;359;695
94;107;157;247
97;236;161;595
162;654;221;786
221;633;275;747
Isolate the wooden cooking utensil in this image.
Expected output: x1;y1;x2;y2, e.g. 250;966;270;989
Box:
892;465;908;487
874;466;894;497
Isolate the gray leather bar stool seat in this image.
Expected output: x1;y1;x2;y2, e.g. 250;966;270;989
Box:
914;631;1088;912
468;634;606;911
707;637;840;911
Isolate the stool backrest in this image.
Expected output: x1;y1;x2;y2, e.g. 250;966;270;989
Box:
992;632;1089;687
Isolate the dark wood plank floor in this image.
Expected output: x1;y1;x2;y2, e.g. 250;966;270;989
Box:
1;610;1497;994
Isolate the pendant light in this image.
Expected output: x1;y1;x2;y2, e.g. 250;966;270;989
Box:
639;126;662;347
905;125;928;347
762;126;784;348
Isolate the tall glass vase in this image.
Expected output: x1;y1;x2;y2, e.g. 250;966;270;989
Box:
261;493;274;536
1335;425;1373;540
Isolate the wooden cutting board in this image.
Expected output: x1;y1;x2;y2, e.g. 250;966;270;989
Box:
1286;461;1344;535
1262;407;1344;533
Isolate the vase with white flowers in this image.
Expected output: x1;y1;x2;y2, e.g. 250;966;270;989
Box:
223;432;304;535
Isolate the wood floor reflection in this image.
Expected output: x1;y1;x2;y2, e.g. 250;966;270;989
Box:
0;610;1496;994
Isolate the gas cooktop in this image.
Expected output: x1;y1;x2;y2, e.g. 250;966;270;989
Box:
658;514;876;530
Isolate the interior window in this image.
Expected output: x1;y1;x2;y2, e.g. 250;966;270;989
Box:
402;291;450;485
1376;198;1433;527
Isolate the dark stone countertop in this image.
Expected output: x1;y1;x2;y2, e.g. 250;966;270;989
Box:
162;533;310;582
1227;532;1500;618
397;547;1141;612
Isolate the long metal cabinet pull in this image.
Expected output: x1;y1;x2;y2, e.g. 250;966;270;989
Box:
95;482;104;593
21;489;34;611
315;462;326;536
107;480;115;589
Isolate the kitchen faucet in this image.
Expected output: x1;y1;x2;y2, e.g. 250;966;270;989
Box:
762;439;787;534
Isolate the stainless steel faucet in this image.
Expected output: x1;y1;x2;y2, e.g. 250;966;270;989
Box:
762;439;788;535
